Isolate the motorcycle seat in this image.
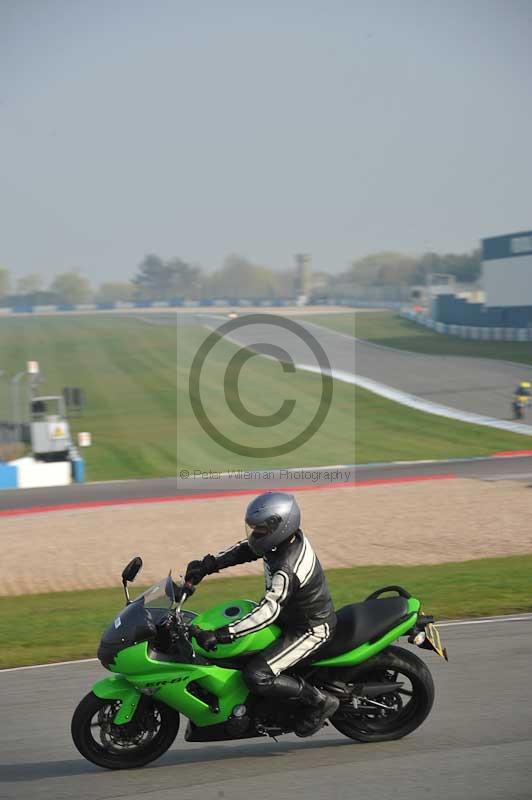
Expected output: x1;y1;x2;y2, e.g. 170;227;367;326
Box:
311;597;410;662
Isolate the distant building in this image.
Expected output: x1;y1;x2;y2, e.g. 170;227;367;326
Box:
431;229;532;328
482;230;532;308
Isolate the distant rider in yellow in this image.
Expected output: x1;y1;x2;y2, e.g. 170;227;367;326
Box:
512;381;531;419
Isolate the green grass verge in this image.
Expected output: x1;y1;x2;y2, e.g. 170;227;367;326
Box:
1;314;531;480
0;315;178;480
2;555;530;669
298;311;532;366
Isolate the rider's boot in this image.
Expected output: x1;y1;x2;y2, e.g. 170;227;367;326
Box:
294;680;339;738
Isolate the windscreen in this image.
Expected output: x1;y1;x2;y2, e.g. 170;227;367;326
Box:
133;575;178;609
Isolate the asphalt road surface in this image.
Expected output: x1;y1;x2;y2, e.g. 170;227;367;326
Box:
1;617;531;800
1;454;532;511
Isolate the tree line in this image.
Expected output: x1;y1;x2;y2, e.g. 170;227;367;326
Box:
338;249;481;287
0;248;481;305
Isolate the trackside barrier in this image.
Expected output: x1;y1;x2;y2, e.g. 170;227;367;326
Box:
0;298;402;315
0;456;85;490
0;462;18;489
8;457;71;489
400;310;532;342
71;457;85;483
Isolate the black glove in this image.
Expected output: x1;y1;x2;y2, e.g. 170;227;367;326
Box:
185;555;219;586
193;628;218;651
191;625;233;651
179;580;195;598
185;560;207;586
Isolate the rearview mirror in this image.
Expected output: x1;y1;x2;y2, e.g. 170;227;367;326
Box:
122;556;143;584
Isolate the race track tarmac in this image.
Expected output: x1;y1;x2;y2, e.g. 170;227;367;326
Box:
1;454;532;511
1;618;531;800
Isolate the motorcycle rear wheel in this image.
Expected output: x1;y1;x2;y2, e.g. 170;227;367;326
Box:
71;692;180;770
330;645;434;742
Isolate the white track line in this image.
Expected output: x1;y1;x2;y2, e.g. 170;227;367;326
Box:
0;657;98;674
438;614;532;627
299;364;532;437
1;614;530;674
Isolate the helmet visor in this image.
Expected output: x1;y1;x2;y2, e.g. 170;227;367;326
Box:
245;514;282;537
245;514;282;554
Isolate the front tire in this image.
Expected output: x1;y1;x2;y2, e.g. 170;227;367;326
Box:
71;692;180;770
330;645;434;742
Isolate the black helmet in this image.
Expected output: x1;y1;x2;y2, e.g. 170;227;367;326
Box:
245;492;301;556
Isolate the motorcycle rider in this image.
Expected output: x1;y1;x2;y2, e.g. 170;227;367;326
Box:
513;381;531;419
185;491;339;737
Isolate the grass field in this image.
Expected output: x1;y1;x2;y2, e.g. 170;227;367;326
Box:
0;314;530;480
298;310;532;366
1;554;530;669
0;315;357;480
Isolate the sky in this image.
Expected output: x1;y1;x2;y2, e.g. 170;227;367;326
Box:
1;0;532;285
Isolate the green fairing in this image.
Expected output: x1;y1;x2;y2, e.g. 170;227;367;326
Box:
92;596;421;728
99;641;249;727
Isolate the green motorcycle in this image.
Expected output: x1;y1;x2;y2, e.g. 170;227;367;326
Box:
71;556;448;770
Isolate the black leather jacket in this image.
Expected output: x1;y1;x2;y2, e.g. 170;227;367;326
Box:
204;529;336;637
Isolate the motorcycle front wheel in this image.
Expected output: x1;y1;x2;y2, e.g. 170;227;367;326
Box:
71;692;180;770
330;645;435;743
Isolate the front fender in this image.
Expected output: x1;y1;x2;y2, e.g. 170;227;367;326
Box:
92;675;142;725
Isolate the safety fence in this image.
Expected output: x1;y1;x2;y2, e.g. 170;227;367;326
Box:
0;298;402;315
400;309;532;342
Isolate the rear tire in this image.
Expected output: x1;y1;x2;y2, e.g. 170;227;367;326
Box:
71;692;180;770
330;645;434;742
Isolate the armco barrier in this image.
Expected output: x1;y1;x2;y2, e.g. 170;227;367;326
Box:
0;298;401;315
400;310;532;342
